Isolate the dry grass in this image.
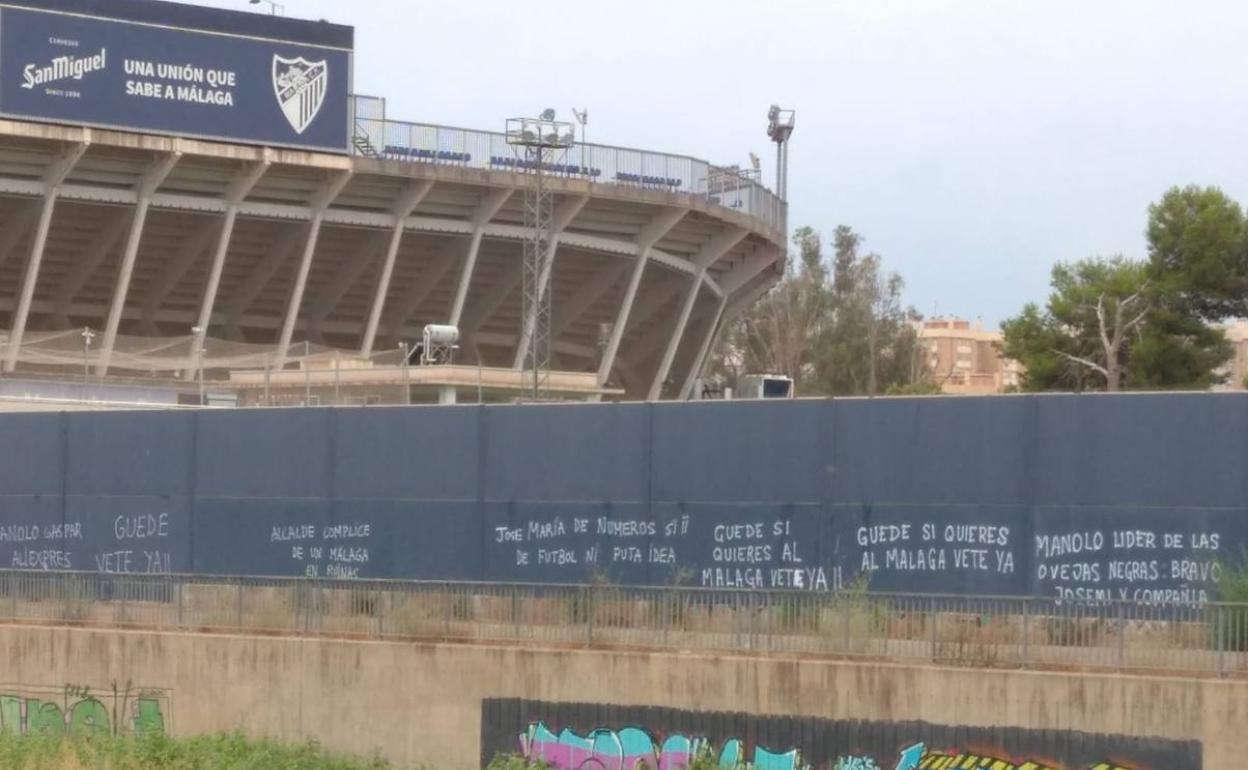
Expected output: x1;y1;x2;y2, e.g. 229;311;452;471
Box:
0;732;398;769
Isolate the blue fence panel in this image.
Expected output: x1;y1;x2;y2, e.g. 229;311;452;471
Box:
0;412;63;494
484;404;649;503
829;396;1033;506
651;400;826;503
1032;393;1248;508
195;409;331;499
332;407;480;501
0;394;1244;602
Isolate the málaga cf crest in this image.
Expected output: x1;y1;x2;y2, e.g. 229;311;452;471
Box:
272;55;328;135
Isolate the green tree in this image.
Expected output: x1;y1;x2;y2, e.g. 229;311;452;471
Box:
710;224;927;398
1125;307;1230;390
1001;256;1152;391
1002;254;1231;392
1147;185;1248;322
999;303;1087;391
1002;185;1248;393
813;226;924;396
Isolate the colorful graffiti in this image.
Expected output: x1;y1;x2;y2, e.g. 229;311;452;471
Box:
483;701;1199;770
518;724;1145;770
0;683;168;737
522;723;799;770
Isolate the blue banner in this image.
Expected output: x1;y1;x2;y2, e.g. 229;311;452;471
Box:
0;5;351;152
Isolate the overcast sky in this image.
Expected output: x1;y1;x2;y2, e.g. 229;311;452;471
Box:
199;0;1248;326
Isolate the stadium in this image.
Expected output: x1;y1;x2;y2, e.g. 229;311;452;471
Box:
0;0;788;405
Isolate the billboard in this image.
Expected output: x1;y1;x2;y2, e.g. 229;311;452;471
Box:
0;3;351;152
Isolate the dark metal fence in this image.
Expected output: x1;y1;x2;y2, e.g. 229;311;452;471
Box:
1;570;1246;677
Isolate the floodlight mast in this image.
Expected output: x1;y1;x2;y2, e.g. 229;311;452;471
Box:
505;112;575;402
248;0;285;15
767;105;796;201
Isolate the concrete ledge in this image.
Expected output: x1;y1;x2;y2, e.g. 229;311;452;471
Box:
0;621;1236;769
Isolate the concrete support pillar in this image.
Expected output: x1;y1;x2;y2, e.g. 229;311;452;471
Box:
185;159;270;379
359;179;434;358
719;246;780;296
4;140;89;373
448;188;512;329
682;274;776;401
274;169;352;367
678;294;728;401
97;151;182;375
648;273;705;401
596;207;687;385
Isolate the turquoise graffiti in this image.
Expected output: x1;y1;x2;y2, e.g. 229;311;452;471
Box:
0;684;167;737
519;726;1144;770
521;722;806;770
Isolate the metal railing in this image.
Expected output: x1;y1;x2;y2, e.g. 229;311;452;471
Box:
348;96;787;234
3;570;1247;677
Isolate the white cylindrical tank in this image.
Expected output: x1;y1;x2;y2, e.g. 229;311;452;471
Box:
422;324;460;346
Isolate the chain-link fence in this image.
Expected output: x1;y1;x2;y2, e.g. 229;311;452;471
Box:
1;570;1246;677
0;339;428;409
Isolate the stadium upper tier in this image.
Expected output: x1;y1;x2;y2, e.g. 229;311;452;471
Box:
350;96;787;234
0;104;786;400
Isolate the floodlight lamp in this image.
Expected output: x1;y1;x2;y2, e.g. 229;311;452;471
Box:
767;104;795;143
249;0;284;15
749;153;761;171
540;108;557;121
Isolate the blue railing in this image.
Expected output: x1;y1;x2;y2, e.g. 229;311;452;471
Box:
349;96;787;234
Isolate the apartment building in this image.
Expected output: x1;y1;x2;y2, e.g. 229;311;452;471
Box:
918;318;1021;395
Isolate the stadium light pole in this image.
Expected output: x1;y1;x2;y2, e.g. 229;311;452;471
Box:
505;110;575;401
572;108;588;176
766;105;795;201
80;327;94;401
398;341;410;406
303;339;311;406
191;326;205;406
248;0;285;15
263;353;272;407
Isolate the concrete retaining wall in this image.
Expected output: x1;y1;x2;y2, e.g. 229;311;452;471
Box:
0;623;1234;769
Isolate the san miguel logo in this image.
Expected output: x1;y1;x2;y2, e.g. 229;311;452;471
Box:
22;49;107;90
272;55;327;135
